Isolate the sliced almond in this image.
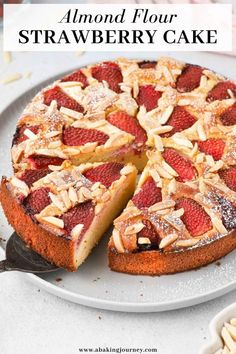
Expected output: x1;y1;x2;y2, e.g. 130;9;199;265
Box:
112;228;125;253
221;327;236;352
124;222;145;235
155;163;173;179
159;234;178;249
224;322;236;341
24;128;37;139
68;186;78;203
162;161;179;177
120;165;134;176
175;239;199;248
49;192;65;211
11;177;29;195
48;141;62;149
45;131;61;139
167;178;176;194
230;319;236;326
60;190;72;209
151;125;173;135
197;123;207;141
158;106;174;125
60;106;83;120
71;224;84;239
208;160;224;173
42;216;64;229
148;199;175;212
138;237;151;245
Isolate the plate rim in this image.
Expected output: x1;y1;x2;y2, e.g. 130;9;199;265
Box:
1;63;236;313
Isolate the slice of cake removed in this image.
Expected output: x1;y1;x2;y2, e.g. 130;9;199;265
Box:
0;161;137;271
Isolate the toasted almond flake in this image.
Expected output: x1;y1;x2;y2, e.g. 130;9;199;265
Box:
189;142;198;158
221;327;236;352
42;216;64;229
100;191;110;202
112;229;125;253
49;192;65;211
149;169;162;186
208;160;224;173
71;224;84;239
91;182;101;191
138;237;151;245
211;215;228;234
47;100;58;114
48;164;63;171
48;140;62;149
124;222;145;235
172;133;193;149
197;123;207;141
200;75;208;88
159;106;174;125
80;142;98;153
60;190;72;209
60;106;83;120
205;180;229;193
178;99;190;106
162;161;179;177
155;163;173;179
23;128;37;139
171;208;184;218
1;73;22;84
45;131;61;139
11;145;24;163
196;152;205;163
206;155;215;167
132;80;139;98
36;148;56;157
159;234;178;249
149;199;175;212
151;125;173;135
11;177;29;193
68;186;78;203
3;51;12;63
153;134;164;151
167;178;176;194
175;239;199;248
227;89;235;99
120;165;134;176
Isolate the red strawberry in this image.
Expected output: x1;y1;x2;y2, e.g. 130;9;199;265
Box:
28;155;64;169
23;187;51;215
219;166;236;192
197;139;225;161
138;61;157;69
43;86;84;113
176;65;203;93
132;176;162;209
91;61;123;93
14;124;40;144
137;219;160;247
83;162;123;188
207;81;236;102
107;111;147;146
62;201;94;237
162;148;197;182
136;85;162;112
220;103;236;126
61;70;88;87
62;126;109;146
176;197;212;237
162;106;197;137
20;169;49;187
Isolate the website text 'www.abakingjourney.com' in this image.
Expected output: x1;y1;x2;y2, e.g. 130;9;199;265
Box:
78;348;158;353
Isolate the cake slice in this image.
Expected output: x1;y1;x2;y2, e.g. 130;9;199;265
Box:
0;161;137;270
108;149;236;275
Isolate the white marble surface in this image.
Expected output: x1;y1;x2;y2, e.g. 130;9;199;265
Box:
1;49;236;354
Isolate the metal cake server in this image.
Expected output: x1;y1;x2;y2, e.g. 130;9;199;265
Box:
0;232;59;273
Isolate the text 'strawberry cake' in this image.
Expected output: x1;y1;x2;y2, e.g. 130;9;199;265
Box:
1;56;236;274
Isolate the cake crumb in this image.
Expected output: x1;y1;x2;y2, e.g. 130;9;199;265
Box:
216;261;221;267
98;316;102;320
56;277;62;282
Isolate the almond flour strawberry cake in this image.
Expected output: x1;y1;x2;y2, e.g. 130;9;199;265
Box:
1;57;236;274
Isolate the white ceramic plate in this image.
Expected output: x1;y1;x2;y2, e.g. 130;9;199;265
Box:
1;72;236;313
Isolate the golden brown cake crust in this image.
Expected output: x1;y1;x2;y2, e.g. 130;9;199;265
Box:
0;177;77;271
108;232;236;275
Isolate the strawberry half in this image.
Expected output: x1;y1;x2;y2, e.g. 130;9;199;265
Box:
14;124;40;145
220;103;236;126
91;61;123;93
162;148;197;182
219;166;236;192
176;197;212;237
161;106;197;137
61;201;95;237
61;70;88;87
137;219;160;247
207;81;236;102
43;86;84;113
132;176;162;209
83;162;123;188
28;155;64;169
138;61;157;69
197;139;225;161
23;187;51;215
20;169;49;187
136;85;162;112
107;111;147;146
176;65;203;93
62;126;109;146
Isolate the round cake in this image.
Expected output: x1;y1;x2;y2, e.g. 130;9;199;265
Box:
1;57;236;274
